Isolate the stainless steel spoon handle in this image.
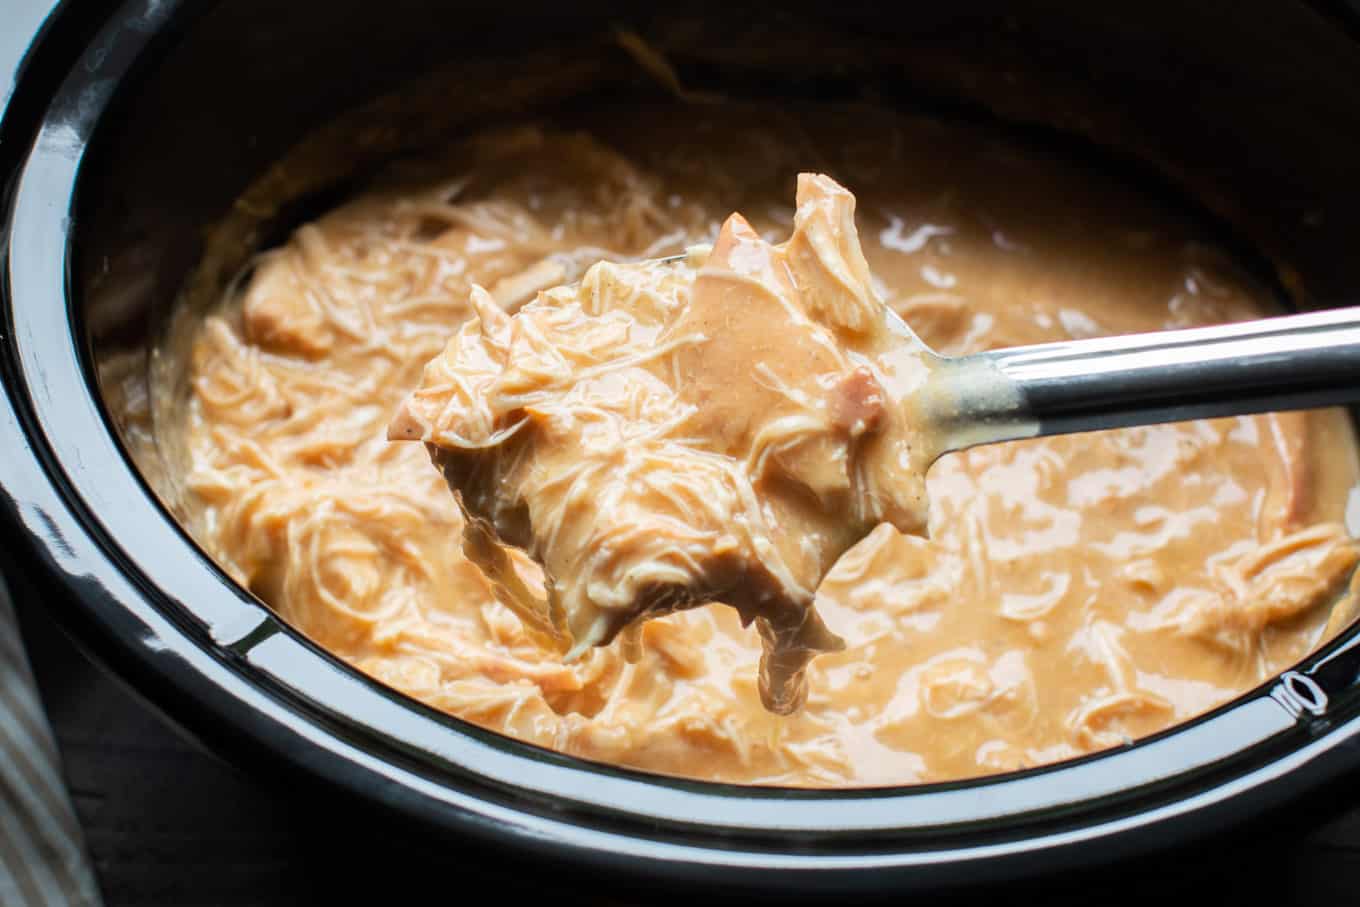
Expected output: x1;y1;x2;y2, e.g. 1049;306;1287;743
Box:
925;306;1360;454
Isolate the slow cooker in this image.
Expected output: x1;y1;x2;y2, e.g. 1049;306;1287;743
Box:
5;0;1360;897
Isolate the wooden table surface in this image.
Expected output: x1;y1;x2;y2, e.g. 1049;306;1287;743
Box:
16;594;1360;906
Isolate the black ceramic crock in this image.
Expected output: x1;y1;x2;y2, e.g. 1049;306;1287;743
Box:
5;0;1360;897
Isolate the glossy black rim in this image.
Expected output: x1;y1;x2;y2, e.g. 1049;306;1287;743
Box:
6;0;1360;892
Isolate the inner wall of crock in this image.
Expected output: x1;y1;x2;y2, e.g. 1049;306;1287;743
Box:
75;0;1360;758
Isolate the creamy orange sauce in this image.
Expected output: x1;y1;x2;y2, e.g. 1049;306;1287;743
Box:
174;107;1360;785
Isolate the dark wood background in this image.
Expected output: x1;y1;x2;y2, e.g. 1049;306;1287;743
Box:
16;594;1360;906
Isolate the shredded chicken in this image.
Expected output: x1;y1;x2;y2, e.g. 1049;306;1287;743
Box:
164;108;1360;786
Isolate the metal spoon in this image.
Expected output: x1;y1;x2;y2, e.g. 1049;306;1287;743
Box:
912;304;1360;457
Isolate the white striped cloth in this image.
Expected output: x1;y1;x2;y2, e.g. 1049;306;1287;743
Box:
0;578;101;906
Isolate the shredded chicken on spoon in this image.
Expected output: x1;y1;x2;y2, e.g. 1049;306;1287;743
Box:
390;174;935;713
